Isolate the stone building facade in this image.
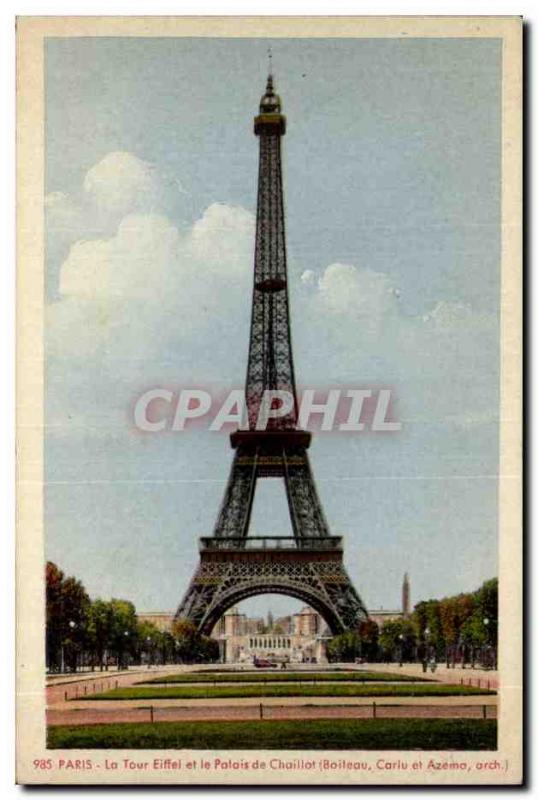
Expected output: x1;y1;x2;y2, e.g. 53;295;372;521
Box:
138;574;410;663
214;605;329;664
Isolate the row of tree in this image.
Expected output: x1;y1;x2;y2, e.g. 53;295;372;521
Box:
46;562;219;672
327;578;498;667
47;560;498;671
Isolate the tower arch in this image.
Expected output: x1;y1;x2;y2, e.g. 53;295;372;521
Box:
202;584;341;638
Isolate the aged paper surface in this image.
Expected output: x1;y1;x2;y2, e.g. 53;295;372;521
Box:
16;15;522;785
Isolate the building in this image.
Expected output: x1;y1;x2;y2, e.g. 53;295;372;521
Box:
369;573;410;626
216;605;329;664
137;573;411;660
137;611;175;631
367;608;404;627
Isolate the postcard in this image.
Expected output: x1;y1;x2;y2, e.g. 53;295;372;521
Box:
16;15;522;785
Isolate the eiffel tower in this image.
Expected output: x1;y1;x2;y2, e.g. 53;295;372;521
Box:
176;74;368;636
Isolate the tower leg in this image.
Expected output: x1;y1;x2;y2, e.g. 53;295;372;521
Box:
283;449;330;539
212;451;257;539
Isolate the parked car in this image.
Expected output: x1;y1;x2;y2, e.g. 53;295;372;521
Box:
253;657;278;668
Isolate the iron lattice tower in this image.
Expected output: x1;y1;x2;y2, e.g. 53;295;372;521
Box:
176;75;369;635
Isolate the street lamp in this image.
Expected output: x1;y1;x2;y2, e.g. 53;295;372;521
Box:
60;620;76;674
120;630;129;670
398;633;404;667
66;620;77;673
146;636;153;668
422;627;430;673
483;617;493;669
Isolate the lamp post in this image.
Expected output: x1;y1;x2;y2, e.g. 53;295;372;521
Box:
483;617;493;669
68;620;77;673
60;620;76;674
69;619;77;672
422;627;430;673
457;635;464;669
398;633;404;667
146;636;153;668
119;629;129;671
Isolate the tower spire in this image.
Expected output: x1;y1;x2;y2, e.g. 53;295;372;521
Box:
402;572;410;617
248;73;292;428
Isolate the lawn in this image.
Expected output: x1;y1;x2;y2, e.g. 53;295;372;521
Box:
142;671;434;685
47;718;497;750
84;683;495;701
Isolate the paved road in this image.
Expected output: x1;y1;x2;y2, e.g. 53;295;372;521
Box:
47;667;179;705
362;663;499;689
47;663;498;728
47;700;497;727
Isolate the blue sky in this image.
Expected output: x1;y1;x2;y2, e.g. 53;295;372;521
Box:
45;36;501;618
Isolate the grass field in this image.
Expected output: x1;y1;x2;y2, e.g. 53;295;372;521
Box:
47;718;497;750
85;683;495;701
142;671;434;685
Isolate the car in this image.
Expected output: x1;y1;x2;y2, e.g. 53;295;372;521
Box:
253;657;278;668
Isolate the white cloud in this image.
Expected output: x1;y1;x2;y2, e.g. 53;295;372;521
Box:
188;203;254;273
421;300;491;330
317;262;397;319
300;269;315;286
45;151;497;436
296;262;497;429
59;213;181;301
47;165;255;364
46;152;171;294
83;151;161;217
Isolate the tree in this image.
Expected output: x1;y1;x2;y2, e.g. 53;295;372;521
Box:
45;562;64;671
326;632;362;663
197;634;220;663
108;599;138;669
476;578;498;650
86;600;114;671
411;578;497;668
412;600;444;660
45;562;89;672
135;620;162;665
171;618;219;664
171;619;200;663
439;596;462;667
379;619;415;663
358;619;379;661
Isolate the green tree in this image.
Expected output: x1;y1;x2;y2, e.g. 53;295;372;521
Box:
171;618;220;664
326;632;362;663
108;599;138;669
379;619;415;663
415;600;444;660
45;562;64;671
197;634;220;663
171;618;200;663
475;578;498;656
45;562;89;672
86;600;114;671
358;619;379;661
136;620;162;666
412;579;497;668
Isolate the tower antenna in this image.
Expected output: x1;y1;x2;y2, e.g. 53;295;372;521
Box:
267;45;273;76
